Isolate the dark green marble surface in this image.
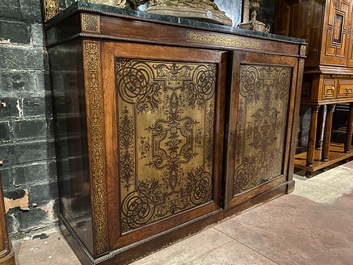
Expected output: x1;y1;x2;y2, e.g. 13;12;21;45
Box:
46;1;306;44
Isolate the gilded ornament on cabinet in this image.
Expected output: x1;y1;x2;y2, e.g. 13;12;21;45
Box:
43;0;59;21
83;41;109;255
186;31;262;49
239;0;270;32
81;14;100;33
146;0;232;26
83;0;148;9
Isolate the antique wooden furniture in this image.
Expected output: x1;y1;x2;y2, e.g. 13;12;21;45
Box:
0;164;16;265
275;0;353;176
46;2;306;264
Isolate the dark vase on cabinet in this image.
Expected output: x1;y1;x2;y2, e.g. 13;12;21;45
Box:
46;2;306;264
275;0;353;176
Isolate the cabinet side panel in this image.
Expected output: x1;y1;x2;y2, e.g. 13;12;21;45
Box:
49;40;94;256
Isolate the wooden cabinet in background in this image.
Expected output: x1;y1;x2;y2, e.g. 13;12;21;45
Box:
321;0;351;66
0;170;15;265
275;0;353;176
46;2;306;264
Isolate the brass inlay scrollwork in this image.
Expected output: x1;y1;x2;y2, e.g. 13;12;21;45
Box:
43;0;59;21
82;14;100;33
234;65;291;195
186;31;262;49
116;59;216;233
83;41;109;255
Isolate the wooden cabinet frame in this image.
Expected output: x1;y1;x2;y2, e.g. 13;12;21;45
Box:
46;3;306;264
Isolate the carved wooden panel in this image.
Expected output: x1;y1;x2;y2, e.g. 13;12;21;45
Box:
233;65;291;195
321;0;351;65
115;59;217;233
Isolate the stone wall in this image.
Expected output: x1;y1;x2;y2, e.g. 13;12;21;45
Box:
0;0;58;237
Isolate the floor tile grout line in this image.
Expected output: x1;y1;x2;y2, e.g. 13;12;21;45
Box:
213;226;281;265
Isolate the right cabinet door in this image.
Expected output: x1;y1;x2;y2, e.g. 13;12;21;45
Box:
321;0;352;66
225;52;299;208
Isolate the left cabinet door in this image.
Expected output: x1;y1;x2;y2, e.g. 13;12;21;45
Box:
102;41;227;249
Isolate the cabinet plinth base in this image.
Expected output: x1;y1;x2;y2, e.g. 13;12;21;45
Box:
0;246;15;265
294;143;353;173
59;180;292;265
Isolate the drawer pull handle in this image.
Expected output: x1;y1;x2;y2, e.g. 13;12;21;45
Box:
327;86;335;93
345;87;352;93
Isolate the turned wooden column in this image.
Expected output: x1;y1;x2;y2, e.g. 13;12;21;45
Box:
0;163;15;265
345;102;353;153
306;105;320;166
322;104;335;161
315;105;325;148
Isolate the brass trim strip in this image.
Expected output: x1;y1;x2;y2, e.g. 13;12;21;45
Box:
83;40;109;256
186;31;262;49
43;0;59;22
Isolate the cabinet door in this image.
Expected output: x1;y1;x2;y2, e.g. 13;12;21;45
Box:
102;41;227;249
225;52;299;208
320;0;352;66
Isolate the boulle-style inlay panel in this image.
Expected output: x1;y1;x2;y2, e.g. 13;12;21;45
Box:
83;41;109;256
116;59;216;233
186;31;262;49
234;65;291;195
43;0;59;21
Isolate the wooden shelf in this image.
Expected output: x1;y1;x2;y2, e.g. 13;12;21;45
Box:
294;142;353;172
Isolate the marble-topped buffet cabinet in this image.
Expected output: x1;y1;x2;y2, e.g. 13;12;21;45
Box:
45;2;306;264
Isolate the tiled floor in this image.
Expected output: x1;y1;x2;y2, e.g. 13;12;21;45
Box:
14;160;353;265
